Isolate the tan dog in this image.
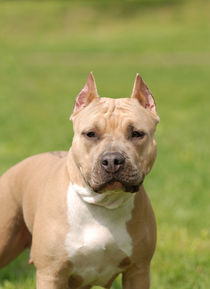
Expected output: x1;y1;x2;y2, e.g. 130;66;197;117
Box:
0;73;159;289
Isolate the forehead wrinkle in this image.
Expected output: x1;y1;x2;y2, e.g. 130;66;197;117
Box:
101;98;116;118
103;113;129;136
98;99;134;134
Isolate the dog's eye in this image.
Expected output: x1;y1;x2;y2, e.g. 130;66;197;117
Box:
131;131;146;139
86;131;96;138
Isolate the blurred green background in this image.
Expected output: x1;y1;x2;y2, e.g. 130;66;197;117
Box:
0;0;209;288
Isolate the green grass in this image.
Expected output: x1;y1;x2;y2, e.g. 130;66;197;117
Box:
0;0;209;288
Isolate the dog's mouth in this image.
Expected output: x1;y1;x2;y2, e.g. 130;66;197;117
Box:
103;181;124;191
93;178;144;194
87;153;145;194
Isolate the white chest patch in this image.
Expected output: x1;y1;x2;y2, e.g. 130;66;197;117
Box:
65;183;135;287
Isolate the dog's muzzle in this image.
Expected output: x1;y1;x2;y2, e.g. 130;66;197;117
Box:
89;151;144;194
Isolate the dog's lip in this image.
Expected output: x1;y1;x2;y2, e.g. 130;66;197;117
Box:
94;178;144;194
104;181;124;191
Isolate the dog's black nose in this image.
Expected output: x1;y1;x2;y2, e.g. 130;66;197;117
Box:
101;152;125;173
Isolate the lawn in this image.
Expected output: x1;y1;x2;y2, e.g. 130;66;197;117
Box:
0;0;209;288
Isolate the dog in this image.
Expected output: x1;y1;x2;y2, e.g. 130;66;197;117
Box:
0;72;159;289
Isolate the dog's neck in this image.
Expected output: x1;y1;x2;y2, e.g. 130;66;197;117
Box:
70;183;134;209
67;149;86;185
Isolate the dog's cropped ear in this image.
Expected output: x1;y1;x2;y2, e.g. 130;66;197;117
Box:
70;72;99;120
131;74;158;117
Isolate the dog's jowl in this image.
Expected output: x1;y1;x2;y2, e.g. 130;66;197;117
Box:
0;73;159;289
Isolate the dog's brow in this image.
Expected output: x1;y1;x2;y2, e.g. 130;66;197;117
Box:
83;124;99;132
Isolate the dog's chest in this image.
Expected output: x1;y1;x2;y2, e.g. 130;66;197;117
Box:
65;183;135;287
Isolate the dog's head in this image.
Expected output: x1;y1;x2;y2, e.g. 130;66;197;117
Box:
70;73;159;194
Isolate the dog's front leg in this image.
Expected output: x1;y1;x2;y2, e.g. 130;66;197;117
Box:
36;270;69;289
122;266;150;289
